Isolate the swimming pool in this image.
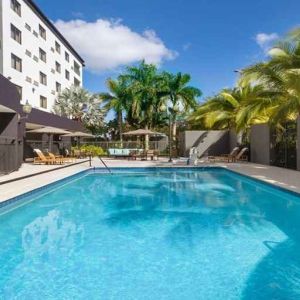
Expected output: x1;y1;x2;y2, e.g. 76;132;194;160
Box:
0;167;299;299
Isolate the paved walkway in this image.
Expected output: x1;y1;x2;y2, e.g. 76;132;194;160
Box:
1;157;300;202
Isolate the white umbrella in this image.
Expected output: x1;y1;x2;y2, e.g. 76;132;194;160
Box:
27;126;70;151
123;129;165;150
28;126;70;135
62;131;95;148
123;129;165;136
62;131;94;138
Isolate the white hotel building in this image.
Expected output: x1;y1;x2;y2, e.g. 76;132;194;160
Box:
0;0;84;113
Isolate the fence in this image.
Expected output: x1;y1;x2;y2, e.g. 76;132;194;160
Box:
24;139;170;158
0;137;23;174
270;122;297;170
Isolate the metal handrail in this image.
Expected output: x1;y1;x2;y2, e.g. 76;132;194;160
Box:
98;156;112;174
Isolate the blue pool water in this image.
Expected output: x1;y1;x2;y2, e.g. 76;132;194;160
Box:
0;168;300;299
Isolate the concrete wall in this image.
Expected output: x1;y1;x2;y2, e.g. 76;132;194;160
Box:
250;124;270;165
179;130;234;157
229;129;238;150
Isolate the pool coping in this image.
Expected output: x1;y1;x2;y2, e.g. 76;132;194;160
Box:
0;159;90;186
2;166;300;212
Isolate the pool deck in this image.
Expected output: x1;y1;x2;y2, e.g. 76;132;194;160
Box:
1;157;300;202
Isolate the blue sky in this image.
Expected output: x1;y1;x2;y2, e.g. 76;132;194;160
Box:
36;0;300;100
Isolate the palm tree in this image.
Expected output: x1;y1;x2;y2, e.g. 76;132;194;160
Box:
121;61;164;149
53;86;106;130
53;86;91;120
160;72;201;144
240;30;300;124
100;77;130;142
188;83;274;133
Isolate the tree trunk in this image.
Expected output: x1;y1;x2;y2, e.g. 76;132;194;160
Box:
172;120;177;142
171;114;177;156
145;124;149;151
118;111;123;142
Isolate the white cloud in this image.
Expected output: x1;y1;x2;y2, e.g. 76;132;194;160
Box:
54;19;177;72
255;33;279;52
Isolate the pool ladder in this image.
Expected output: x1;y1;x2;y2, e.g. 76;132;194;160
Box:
98;156;112;174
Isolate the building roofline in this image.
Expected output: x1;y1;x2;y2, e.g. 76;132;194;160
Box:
24;0;85;66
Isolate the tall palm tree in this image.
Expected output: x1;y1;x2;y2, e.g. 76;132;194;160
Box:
100;77;130;142
121;61;164;149
161;72;201;143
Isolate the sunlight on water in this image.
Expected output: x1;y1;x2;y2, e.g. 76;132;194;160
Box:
0;168;299;299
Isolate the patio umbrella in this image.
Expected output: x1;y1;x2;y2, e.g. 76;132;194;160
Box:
123;129;164;136
62;131;95;148
62;131;95;138
123;129;165;150
27;126;70;151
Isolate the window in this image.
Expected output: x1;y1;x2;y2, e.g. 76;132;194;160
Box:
14;84;22;100
39;72;47;85
39;25;46;40
40;96;47;109
65;70;70;80
11;0;21;16
56;82;61;93
39;48;46;63
74;61;81;76
25;49;31;57
55;41;61;54
74;78;81;87
65;51;69;62
25;23;31;31
55;61;61;73
11;53;22;72
11;24;22;44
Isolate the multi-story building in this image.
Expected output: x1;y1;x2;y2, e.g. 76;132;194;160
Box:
0;0;84;113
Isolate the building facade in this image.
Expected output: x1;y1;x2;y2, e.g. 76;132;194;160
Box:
0;0;86;174
0;0;84;113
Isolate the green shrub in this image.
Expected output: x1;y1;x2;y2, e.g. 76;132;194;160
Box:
80;144;107;157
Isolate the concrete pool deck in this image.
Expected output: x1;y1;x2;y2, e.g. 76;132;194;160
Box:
1;157;300;202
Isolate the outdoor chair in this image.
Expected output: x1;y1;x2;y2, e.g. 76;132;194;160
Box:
48;152;75;164
146;150;159;161
235;147;249;162
33;149;56;165
208;147;240;163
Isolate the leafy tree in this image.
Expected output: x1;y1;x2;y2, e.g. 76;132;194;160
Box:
160;72;201;143
121;61;165;148
240;33;300;124
53;86;106;131
188;83;274;133
100;77;131;142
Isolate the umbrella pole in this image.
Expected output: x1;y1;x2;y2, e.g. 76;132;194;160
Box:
49;134;52;152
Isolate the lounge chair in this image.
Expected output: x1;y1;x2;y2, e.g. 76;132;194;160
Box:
235;147;248;162
33;149;55;165
208;147;240;163
48;152;75;164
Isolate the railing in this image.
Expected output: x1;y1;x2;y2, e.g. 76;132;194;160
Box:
0;137;23;174
24;139;170;157
83;140;169;153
